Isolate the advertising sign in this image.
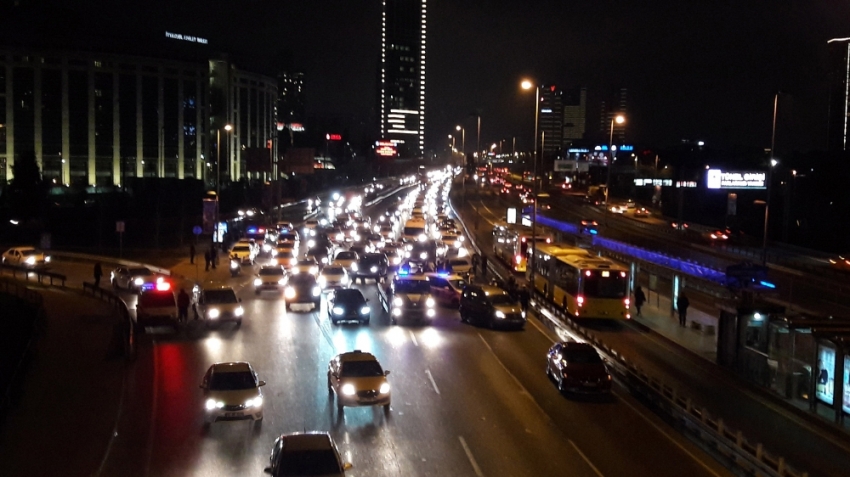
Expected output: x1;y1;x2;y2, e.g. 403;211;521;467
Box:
634;178;673;187
706;169;766;189
326;134;342;141
816;344;850;413
375;141;397;158
506;207;517;224
202;199;218;234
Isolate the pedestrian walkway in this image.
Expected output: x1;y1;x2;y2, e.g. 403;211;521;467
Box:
0;288;125;476
631;288;718;362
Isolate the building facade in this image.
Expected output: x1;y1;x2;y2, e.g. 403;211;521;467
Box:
0;47;277;186
538;84;563;158
827;38;850;152
562;86;587;146
379;0;426;157
599;87;628;144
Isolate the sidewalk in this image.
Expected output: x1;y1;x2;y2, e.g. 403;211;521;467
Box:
0;288;126;476
631;287;718;362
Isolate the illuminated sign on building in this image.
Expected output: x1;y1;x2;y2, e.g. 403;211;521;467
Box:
375;141;397;157
289;123;305;132
594;145;634;152
540;108;553;113
676;181;697;188
326;134;342;141
634;178;673;187
165;31;208;44
706;169;766;189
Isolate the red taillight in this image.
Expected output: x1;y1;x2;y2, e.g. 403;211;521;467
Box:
577;296;584;306
521;237;526;243
156;281;171;291
585;270;591;276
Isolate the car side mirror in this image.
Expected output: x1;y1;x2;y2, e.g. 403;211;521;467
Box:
384;370;391;376
263;467;273;474
343;463;353;470
258;380;266;387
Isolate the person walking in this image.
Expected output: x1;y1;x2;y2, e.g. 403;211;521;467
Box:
480;254;488;279
518;286;530;312
177;288;190;324
634;286;646;316
93;262;103;288
676;293;690;327
204;249;211;271
471;253;481;271
189;243;196;264
210;246;217;269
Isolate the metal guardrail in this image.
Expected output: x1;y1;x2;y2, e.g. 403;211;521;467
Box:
450;185;808;477
81;281;135;361
0;263;67;286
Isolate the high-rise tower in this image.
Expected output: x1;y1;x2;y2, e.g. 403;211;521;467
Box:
828;38;850;151
379;0;426;157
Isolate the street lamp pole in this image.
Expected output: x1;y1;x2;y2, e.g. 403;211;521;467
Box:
522;80;541;290
605;114;625;224
763;94;779;265
215;124;232;245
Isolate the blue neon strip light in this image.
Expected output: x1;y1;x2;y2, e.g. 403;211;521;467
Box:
759;280;776;289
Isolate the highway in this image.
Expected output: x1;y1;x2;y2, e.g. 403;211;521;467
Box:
0;181;733;477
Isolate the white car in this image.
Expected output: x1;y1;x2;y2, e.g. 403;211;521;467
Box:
439;233;464;255
318;265;350;290
303;219;320;237
201;362;265;425
445;257;473;277
254;265;287;295
333;250;359;272
229;244;257;265
292;258;320;276
111;266;158;292
2;246;50;268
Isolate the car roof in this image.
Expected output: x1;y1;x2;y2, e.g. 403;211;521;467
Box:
560;342;599;353
211;361;253;373
336;350;378;362
280;432;334;451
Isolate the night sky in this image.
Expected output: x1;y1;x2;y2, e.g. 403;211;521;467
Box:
7;0;850;154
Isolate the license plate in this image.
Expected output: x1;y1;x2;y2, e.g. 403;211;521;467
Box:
225;412;243;418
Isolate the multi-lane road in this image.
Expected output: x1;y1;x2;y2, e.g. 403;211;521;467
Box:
1;182;733;477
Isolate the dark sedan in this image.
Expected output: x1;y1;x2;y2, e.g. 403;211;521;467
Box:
284;274;322;312
546;342;612;394
327;289;370;325
351;253;388;284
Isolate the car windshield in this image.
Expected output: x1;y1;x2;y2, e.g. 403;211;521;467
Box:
276;449;341;476
488;293;516;305
323;267;344;275
448;278;467;289
334;289;364;302
280;234;298;241
21;249;39;256
276;251;294;258
289;274;316;285
139;292;174;307
260;268;284;276
394;279;430;293
564;348;604;364
232;246;250;252
209;371;256;391
340;360;384;377
449;259;470;267
204;290;238;304
336;252;356;260
297;259;317;266
404;226;425;236
129;267;152;276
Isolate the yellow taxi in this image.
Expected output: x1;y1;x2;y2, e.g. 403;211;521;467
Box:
327;350;391;412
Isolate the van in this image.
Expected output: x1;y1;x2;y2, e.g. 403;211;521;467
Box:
136;282;179;330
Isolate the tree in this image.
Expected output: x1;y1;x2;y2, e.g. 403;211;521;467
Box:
6;151;48;221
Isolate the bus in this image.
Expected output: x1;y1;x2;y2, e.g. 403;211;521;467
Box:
402;218;428;242
529;244;590;295
532;244;630;319
493;225;553;272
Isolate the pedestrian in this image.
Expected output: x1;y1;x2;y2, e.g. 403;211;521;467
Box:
189;243;195;264
480;254;488;278
93;262;103;288
471;253;481;271
177;288;190;324
634;286;646;316
676;293;690;327
204;249;211;271
210;246;217;269
520;287;531;312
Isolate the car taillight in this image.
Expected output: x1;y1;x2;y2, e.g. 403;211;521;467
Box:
624;298;630;307
515;255;522;264
577;296;584;307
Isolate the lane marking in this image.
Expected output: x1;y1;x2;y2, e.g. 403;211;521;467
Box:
144;340;159;477
409;330;419;347
477;333;549;417
568;440;605;477
425;368;440;395
94;362;129;476
458;436;485;477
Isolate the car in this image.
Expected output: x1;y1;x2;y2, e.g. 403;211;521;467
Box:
111;266;158;292
377;269;435;325
427;272;468;307
201;362;265;425
284;273;322;312
459;284;526;329
634;207;651;217
327;350;390;410
378;224;395;241
609;204;626;214
276;231;300;250
1;246;51;268
670;221;689;231
306;246;332;266
708;229;729;241
580;219;599;235
333;250;359;272
254;265;287;295
829;254;850;270
292;258;320;276
230;243;257;265
271;249;297;269
135;278;178;330
264;432;352;477
625;199;636;210
327;289;370;325
546;342;612;394
444;256;473;277
319;265;350;290
439;233;464;256
192;286;244;327
303;219;320;236
351;253;388;284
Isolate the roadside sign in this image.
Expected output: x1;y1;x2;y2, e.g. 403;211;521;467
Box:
506;208;517;224
192;225;203;235
116;221;125;233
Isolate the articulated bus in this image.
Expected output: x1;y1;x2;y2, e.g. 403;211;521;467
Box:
493;225;553;272
531;244;631;319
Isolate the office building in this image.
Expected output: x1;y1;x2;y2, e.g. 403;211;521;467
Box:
599;87;628;143
378;0;427;157
827;38;850;151
538;84;563;158
562;86;587;146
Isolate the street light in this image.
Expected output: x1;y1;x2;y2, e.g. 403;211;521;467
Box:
456;125;465;157
763;92;780;266
215;124;233;245
522;79;541;289
605;114;626;211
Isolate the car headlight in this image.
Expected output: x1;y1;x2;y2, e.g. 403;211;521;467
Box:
310;267;318;275
285;287;296;299
254;278;262;286
351;263;358;271
426;297;435;308
134;277;144;286
454;242;462;249
332;306;344;315
521;311;526;318
290;258;297;265
371;266;378;273
336;233;345;241
379;383;390;394
312;286;321;297
393;297;404;307
495;310;506;319
458;236;464;242
392;308;402;317
341;384;356;396
208;308;220;319
418;234;427;242
308;239;315;247
44;256;51;262
245;396;263;408
278;278;286;285
292;268;300;274
25;256;36;265
318;275;327;285
392;256;401;265
321;257;328;264
263;244;272;252
205;399;224;410
360;306;370;315
235;307;244;317
341;275;349;284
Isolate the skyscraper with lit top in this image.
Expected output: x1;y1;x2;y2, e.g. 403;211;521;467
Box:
378;0;426;158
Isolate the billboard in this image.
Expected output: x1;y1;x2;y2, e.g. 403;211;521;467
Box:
375;140;397;158
816;344;850;414
706;169;766;189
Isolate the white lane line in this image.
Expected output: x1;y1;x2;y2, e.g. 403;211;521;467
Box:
144;340;160;477
425;368;440;395
568;440;605;477
615;393;723;477
409;330;419;347
458;436;485;477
